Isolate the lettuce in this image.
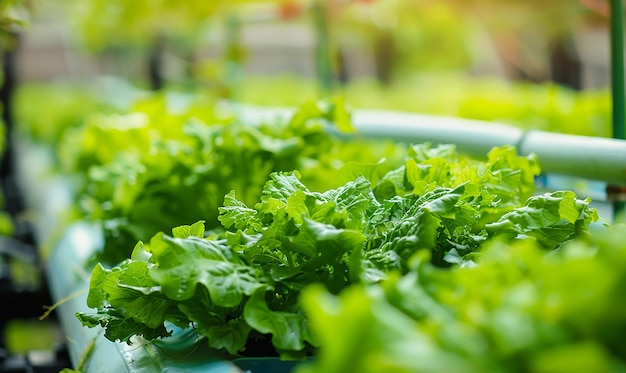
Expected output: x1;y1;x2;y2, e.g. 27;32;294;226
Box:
66;94;396;265
299;224;626;372
77;144;599;358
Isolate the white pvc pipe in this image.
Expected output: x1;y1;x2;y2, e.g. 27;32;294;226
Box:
347;109;626;186
351;109;525;156
520;131;626;186
234;105;626;185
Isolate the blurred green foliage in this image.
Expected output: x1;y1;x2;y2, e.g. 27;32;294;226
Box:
15;74;612;150
55;0;609;90
64;0;222;50
299;224;626;373
15;83;118;148
5;319;59;353
0;0;31;46
241;74;612;137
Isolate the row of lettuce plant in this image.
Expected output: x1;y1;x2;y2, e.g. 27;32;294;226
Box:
16;78;612;143
300;223;626;372
18;86;623;370
71;104;603;361
46;92;400;265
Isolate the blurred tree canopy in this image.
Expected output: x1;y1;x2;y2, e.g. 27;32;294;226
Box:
57;0;619;88
0;0;31;47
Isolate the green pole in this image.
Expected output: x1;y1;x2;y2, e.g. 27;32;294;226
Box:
312;1;335;96
225;12;243;101
611;0;626;140
610;0;626;216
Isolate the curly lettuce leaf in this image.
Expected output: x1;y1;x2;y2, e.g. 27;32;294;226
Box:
77;145;600;359
243;290;317;353
486;191;599;249
298;225;626;373
69;96;382;266
76;311;172;345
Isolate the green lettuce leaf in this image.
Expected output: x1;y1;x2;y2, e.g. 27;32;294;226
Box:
244;290;317;352
298;224;626;373
77;145;600;359
486;191;599;249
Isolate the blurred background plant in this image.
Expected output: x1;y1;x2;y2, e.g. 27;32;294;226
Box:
0;0;32;45
17;0;618;132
